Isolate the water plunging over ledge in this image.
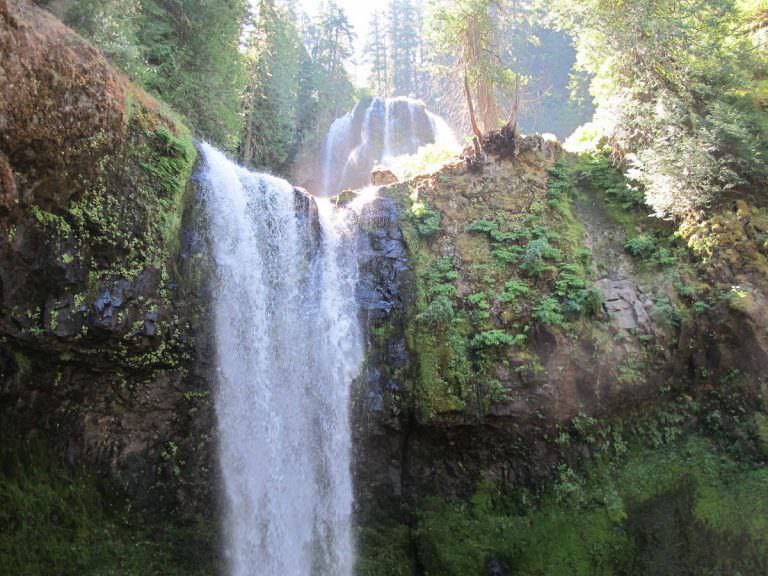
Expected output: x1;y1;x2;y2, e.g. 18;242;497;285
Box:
319;96;459;196
198;143;364;576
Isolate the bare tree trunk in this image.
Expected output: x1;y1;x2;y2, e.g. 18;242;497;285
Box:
502;0;521;137
503;75;521;137
464;69;483;145
465;16;499;133
240;86;255;165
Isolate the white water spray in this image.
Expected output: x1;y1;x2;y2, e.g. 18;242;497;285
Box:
198;143;364;576
319;97;458;196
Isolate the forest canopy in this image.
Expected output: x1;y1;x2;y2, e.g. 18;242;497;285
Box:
38;0;768;217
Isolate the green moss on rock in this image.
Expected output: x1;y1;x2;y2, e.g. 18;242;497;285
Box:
0;423;216;576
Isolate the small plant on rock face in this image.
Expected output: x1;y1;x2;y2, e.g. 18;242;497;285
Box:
483;378;512;403
491;245;523;264
415;208;442;237
469;330;525;349
532;297;565;326
467;292;491;322
577;287;604;317
652;296;681;328
490;227;530;243
465;219;498;234
498;279;530;303
624;234;657;259
554;263;586;297
521;238;561;277
624;233;678;266
692;300;710;314
419;295;455;326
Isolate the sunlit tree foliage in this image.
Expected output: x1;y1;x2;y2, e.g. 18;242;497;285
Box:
552;0;768;216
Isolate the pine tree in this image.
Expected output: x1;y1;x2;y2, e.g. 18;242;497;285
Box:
550;0;768;217
310;1;356;123
387;0;419;96
240;0;305;173
365;11;388;96
139;0;249;148
62;0;249;149
426;0;523;137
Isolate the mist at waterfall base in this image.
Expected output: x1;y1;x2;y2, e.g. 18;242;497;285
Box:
319;97;460;197
199;143;366;576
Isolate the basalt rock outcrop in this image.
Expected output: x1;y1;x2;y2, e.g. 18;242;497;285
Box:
0;0;214;517
352;132;768;511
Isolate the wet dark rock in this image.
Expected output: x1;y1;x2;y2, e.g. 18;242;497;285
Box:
366;389;385;413
180;228;204;258
351;189;414;508
0;0;216;520
0;151;17;213
354;194;410;324
294;186;321;246
385;379;401;393
143;311;158;337
387;338;408;369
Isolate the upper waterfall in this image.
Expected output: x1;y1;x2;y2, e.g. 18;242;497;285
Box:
198;143;364;576
319;97;459;197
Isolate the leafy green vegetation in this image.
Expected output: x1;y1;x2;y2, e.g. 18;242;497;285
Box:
0;425;215;576
240;0;356;174
469;330;524;349
67;98;195;280
411;436;768;576
404;246;471;419
555;0;768;217
359;383;768;575
411;204;442;238
462;160;600;329
59;0;248;149
49;0;360;169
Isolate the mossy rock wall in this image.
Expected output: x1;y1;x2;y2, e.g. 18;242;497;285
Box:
353;134;768;574
0;0;216;535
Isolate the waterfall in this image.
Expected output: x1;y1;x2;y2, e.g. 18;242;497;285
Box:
320;113;352;204
198;143;364;576
319;96;459;196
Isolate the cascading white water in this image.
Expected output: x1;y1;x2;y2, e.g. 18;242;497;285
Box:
319;96;459;196
198;143;364;576
320;113;352;204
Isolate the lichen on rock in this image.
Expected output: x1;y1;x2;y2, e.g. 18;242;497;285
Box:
353;133;768;573
0;0;214;552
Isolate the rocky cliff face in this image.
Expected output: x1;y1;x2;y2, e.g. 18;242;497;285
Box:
3;2;768;573
351;131;768;518
0;0;214;521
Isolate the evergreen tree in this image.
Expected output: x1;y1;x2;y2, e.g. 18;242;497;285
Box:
239;0;356;173
63;0;147;82
61;0;249;149
550;0;768;216
138;0;249;149
240;0;306;173
309;1;356;124
426;0;519;135
364;11;389;96
388;0;420;96
419;0;590;139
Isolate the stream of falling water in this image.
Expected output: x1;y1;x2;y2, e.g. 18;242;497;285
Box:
199;143;364;576
319;96;459;196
